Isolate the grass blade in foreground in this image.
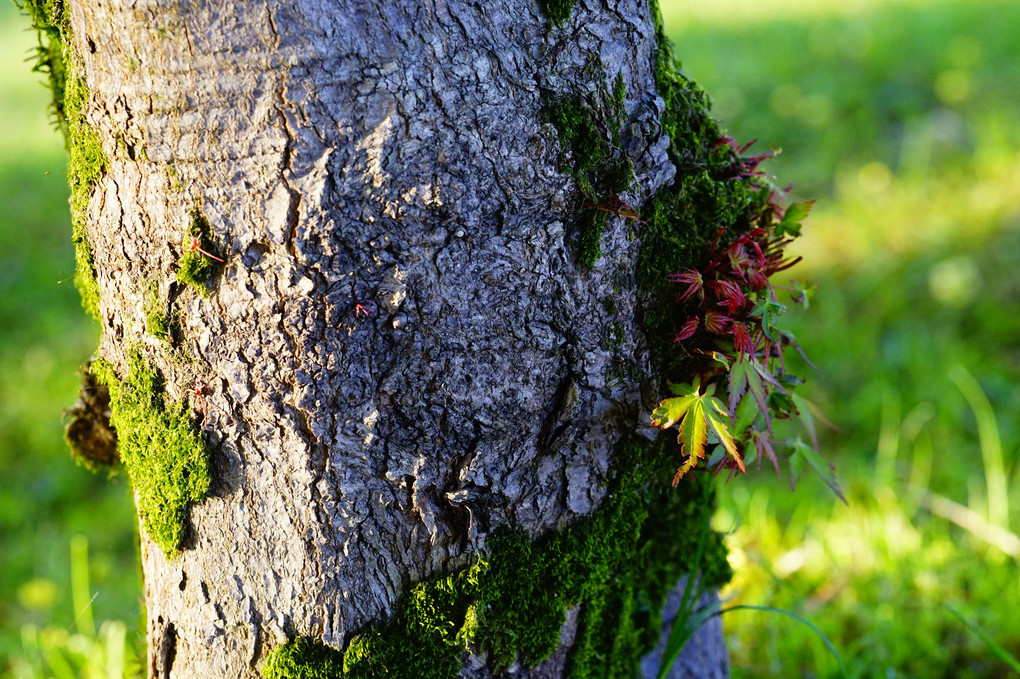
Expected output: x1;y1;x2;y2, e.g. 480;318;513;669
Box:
656;487;713;679
721;605;849;679
658;595;849;679
944;603;1020;673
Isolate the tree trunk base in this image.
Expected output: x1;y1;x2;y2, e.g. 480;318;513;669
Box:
641;582;729;679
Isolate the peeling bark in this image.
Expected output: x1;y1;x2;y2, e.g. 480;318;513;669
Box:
66;0;727;675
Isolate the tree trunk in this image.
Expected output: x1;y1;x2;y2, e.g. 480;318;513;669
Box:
43;0;734;675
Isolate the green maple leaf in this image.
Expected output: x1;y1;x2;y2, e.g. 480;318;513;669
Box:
789;437;847;504
727;356;772;432
777;200;814;236
754;298;786;343
651;378;746;484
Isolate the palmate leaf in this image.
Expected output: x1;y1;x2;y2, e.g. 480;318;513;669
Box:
728;356;772;433
730;394;759;439
748;428;781;476
789;437;847;504
777;200;815;237
651;379;746;484
791;392;818;449
752;297;786;343
675;397;708;482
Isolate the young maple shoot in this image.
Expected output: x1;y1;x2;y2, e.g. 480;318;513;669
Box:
649;139;845;502
650;377;745;484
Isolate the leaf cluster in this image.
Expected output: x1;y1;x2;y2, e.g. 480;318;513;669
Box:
649;140;843;501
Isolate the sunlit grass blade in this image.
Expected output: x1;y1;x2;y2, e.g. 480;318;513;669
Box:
103;620;128;679
949;365;1009;530
656;596;724;679
875;389;900;487
944;603;1020;673
721;605;850;679
71;534;96;638
918;491;1020;559
19;624;45;678
12;537;143;678
40;634;77;679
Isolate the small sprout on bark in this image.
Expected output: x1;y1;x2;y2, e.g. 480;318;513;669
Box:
176;210;223;296
190;381;207;423
585;194;645;223
186;236;224;263
352;284;373;319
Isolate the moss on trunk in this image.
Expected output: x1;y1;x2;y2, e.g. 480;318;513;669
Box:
19;0;107;318
262;436;729;679
545;68;634;268
176;209;224;297
638;0;764;382
91;352;210;556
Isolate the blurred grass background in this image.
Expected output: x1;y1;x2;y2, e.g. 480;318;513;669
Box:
660;0;1020;677
0;1;142;676
1;0;1018;676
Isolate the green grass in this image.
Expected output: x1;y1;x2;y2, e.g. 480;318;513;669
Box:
662;0;1020;676
3;0;1020;676
10;537;143;679
0;2;141;675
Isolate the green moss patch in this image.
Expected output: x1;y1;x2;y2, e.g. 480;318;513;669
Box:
20;0;108;319
145;281;171;339
261;637;346;679
636;0;762;379
261;435;729;679
546;71;634;267
538;0;575;26
176;209;223;296
92;352;210;555
66;67;108;319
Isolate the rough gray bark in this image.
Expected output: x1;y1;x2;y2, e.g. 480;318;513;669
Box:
71;0;727;675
